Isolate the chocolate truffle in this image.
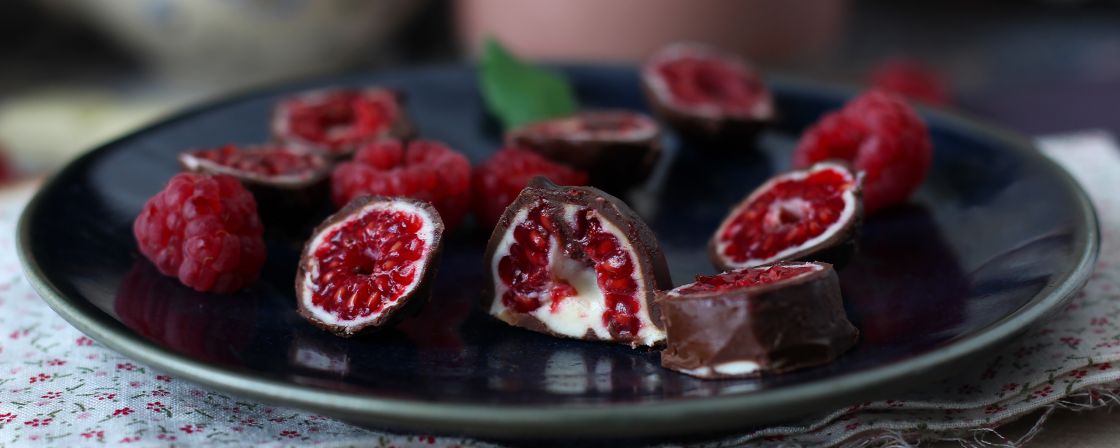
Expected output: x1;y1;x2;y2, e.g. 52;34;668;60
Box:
483;177;672;347
658;262;858;378
710;161;862;271
506;110;662;194
178;144;331;228
641;42;774;144
271;87;415;159
296;196;444;337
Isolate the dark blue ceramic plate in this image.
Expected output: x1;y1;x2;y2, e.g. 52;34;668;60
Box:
17;66;1098;440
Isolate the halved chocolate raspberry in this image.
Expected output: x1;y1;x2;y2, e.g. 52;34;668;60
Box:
483;177;672;347
642;42;774;143
272;88;414;159
710;162;862;271
179;144;331;227
506;110;662;194
296;196;444;337
658;262;858;378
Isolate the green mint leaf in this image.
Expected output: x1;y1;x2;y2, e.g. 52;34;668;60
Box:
479;38;579;129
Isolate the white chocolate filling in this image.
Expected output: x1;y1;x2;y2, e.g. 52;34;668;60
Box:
489;203;666;347
678;360;762;378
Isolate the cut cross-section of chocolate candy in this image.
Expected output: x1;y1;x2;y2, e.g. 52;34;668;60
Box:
506;110;662;194
178;144;331;228
711;161;862;271
641;42;774;143
658;261;858;378
483;177;672;347
272;87;415;159
296;196;444;337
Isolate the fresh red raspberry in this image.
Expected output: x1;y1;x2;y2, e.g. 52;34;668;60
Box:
870;59;950;106
471;147;589;229
793;90;932;215
330;139;471;228
133;173;266;293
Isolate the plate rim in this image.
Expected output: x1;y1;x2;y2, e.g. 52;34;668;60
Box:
15;66;1101;438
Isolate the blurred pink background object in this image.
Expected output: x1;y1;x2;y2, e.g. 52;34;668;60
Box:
456;0;846;63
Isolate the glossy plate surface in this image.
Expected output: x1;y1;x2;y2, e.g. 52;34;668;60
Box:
18;66;1098;439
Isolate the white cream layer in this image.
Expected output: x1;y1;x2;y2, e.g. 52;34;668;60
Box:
679;360;762;378
488;204;665;347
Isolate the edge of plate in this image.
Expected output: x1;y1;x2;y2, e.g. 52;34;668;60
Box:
15;67;1101;438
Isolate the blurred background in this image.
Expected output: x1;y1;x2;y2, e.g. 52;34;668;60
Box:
0;0;1118;180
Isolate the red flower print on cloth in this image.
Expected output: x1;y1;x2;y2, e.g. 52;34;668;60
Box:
23;418;51;427
81;430;104;440
985;404;1007;414
112;407;134;417
280;430;301;438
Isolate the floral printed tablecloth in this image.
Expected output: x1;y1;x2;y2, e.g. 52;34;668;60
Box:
0;131;1117;447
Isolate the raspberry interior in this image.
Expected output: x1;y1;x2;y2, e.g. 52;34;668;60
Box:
498;205;554;313
574;208;642;337
497;204;644;339
283;90;400;151
676;264;820;295
719;166;855;264
190;145;325;177
657;56;764;114
309;208;427;321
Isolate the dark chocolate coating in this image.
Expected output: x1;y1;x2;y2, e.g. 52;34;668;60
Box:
481;177;673;346
506;112;663;195
295;196;445;337
709;163;863;271
270;88;416;160
658;262;858;378
177;149;332;233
